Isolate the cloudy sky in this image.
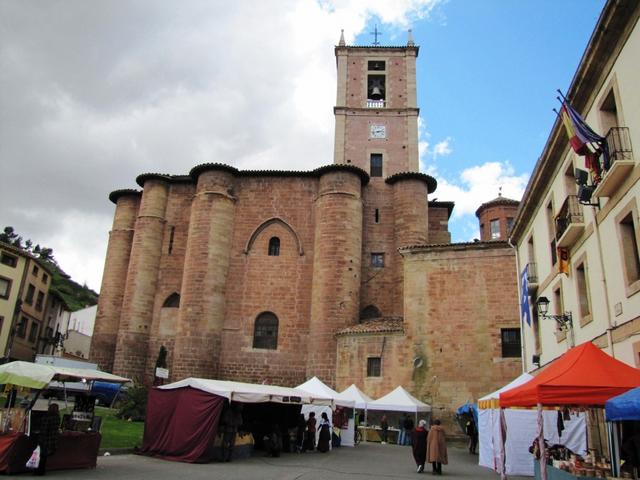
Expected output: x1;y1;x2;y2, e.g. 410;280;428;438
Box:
0;0;605;292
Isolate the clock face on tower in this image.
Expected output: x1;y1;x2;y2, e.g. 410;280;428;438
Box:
369;124;386;139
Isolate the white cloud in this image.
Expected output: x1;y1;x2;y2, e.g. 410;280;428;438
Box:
434;161;529;217
0;0;443;291
432;137;452;159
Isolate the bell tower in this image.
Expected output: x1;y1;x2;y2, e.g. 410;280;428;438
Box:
331;30;431;322
333;30;420;177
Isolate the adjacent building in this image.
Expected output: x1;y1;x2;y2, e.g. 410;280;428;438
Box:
0;241;53;361
510;0;640;370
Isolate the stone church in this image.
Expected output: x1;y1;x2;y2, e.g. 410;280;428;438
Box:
91;33;522;420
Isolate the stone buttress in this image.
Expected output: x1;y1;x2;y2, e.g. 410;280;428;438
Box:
171;164;236;380
307;166;365;385
113;175;169;381
90;190;141;372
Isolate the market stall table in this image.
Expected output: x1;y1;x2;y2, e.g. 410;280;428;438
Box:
0;430;101;474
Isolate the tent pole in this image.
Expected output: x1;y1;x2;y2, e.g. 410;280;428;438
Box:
499;408;507;480
538;403;547;480
364;409;368;442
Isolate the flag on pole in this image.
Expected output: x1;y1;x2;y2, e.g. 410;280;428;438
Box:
520;265;531;326
558;98;610;181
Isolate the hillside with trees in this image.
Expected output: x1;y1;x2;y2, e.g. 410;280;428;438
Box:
0;226;98;311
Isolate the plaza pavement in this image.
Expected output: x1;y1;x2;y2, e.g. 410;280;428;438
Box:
38;443;530;480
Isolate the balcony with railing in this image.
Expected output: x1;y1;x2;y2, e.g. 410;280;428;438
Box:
526;262;538;295
366;99;385;108
555;195;584;248
593;127;634;197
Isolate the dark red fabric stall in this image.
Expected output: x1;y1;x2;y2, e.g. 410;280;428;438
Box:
141;386;225;463
500;342;640;407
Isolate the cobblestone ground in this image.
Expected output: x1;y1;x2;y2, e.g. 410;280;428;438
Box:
41;443;531;480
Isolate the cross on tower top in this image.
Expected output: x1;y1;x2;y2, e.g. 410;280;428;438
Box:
370;25;382;46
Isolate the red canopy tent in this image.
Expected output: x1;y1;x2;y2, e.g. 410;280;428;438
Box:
500;342;640;408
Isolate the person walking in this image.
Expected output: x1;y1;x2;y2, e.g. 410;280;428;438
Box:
412;419;428;473
317;412;331;453
426;419;447;475
380;415;389;444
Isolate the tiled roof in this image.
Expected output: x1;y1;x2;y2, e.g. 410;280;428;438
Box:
398;240;511;253
385;171;437;193
475;196;520;217
336;317;404;336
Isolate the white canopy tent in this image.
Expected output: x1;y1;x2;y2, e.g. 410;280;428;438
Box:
296;377;355;447
367;386;431;413
0;360;130;389
366;386;431;441
478;373;587;477
159;377;334;405
339;384;373;409
296;377;355;408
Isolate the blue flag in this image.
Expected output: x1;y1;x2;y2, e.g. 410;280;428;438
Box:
521;266;531;326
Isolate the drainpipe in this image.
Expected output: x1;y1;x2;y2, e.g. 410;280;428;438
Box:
508;236;527;373
593;212;615;356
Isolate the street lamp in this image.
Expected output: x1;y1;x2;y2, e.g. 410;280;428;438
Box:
536;296;573;331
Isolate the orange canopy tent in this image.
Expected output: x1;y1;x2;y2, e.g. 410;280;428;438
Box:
500;342;640;408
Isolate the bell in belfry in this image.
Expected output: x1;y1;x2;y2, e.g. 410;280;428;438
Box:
369;79;384;100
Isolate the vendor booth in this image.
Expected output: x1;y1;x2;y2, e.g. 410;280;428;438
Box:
500;342;640;480
142;377;333;463
365;386;431;443
478;373;586;477
296;377;355;447
0;361;130;474
605;387;640;478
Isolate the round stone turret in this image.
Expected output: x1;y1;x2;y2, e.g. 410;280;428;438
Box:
172;164;237;380
91;190;141;372
307;166;365;385
475;195;519;241
113;176;170;381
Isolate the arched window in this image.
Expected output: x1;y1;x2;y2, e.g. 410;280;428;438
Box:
360;305;381;322
162;293;180;308
253;312;278;349
268;237;280;256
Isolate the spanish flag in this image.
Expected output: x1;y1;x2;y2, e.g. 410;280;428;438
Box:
559;100;609;182
558;246;569;275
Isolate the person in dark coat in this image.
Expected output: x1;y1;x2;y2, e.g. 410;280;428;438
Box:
412;419;428;473
296;414;306;453
302;412;316;452
380;415;389;444
317;412;331;453
36;403;60;476
466;418;478;454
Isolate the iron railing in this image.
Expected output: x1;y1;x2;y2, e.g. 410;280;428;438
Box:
555;195;583;241
605;126;633;166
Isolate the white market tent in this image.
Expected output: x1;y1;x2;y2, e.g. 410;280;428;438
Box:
478;373;586;477
0;360;130;389
296;377;355;447
159;377;334;405
296;377;355;408
367;386;431;413
339;384;373;409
